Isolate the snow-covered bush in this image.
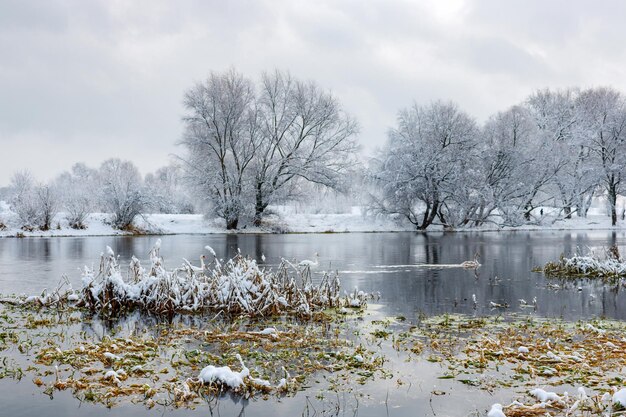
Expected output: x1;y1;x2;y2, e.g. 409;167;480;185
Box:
97;159;149;230
34;184;58;230
543;247;626;278
78;243;349;317
9;171;59;230
55;163;97;229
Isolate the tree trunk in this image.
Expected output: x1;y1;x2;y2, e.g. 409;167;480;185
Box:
419;200;439;230
226;217;239;230
253;184;266;226
418;202;431;230
609;184;618;226
564;206;571;219
523;200;533;221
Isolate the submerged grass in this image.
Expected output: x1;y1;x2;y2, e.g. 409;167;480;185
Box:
3;301;626;415
0;303;381;409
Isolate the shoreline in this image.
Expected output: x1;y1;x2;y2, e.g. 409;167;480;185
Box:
3;223;626;239
2;209;626;238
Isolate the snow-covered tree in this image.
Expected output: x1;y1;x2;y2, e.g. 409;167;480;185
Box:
252;70;359;225
97;159;148;230
9;171;59;230
179;69;258;229
145;163;195;214
526;88;598;219
179;69;359;228
576;87;626;226
370;101;479;229
55;163;97;229
9;171;40;229
478;105;540;225
34;183;58;230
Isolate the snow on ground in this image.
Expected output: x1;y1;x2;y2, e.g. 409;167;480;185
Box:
3;201;626;238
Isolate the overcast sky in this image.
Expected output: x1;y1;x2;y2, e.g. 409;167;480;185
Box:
1;0;626;185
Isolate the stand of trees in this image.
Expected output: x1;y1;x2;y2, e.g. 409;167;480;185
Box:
5;160;193;231
3;69;626;232
371;87;626;229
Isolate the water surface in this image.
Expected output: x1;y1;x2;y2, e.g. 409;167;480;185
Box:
0;231;624;416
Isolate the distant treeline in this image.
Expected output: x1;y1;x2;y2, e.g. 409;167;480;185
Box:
3;69;626;231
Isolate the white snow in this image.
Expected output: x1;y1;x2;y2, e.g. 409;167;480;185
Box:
518;346;529;354
7;202;626;238
198;354;249;389
529;388;561;402
487;403;506;417
104;369;126;384
613;388;626;407
103;352;121;361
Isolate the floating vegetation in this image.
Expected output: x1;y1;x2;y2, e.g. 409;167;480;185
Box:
3;241;626;415
3;301;626;414
389;313;626;416
0;302;385;408
541;246;626;279
0;242;381;408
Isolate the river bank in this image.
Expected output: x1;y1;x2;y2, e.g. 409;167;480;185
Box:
3;200;626;237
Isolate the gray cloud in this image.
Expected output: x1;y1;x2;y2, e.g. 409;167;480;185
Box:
1;0;625;184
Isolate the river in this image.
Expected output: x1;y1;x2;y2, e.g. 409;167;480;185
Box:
0;230;624;416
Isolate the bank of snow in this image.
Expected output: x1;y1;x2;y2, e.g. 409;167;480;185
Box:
0;206;406;237
3;201;626;237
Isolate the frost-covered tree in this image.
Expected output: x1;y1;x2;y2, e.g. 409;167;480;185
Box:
179;69;359;228
55;163;97;229
371;101;479;230
9;171;40;229
97;159;148;230
145;163;195;214
180;69;258;229
9;171;59;230
34;184;58;231
576;87;626;225
526;88;597;219
479;105;541;225
252;70;359;225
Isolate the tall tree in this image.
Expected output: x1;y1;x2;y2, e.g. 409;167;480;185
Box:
371;101;479;230
576;87;626;226
180;69;259;229
252;70;359;225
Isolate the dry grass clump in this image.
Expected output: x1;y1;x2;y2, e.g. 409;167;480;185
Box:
542;246;626;279
77;243;349;318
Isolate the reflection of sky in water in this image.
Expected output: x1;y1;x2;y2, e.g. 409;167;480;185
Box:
1;231;625;416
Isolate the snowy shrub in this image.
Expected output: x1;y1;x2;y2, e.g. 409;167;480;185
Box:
543;249;626;278
56;164;96;229
77;242;351;317
33;184;58;231
9;171;59;230
97;159;149;230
